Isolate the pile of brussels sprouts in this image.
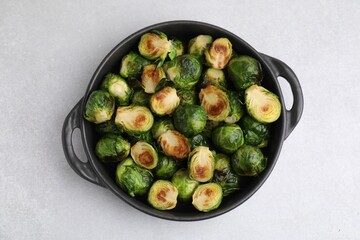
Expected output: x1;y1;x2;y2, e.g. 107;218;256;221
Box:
83;31;281;212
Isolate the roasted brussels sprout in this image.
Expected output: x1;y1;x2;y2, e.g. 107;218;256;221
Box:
169;38;184;60
188;35;213;56
158;130;191;159
190;134;210;150
231;145;266;176
245;85;281;123
95;118;123;135
202;120;222;138
224;91;245;124
150;86;180;115
201;68;227;88
212;124;244;154
115;105;154;135
192;183;223;212
141;64;166;94
163;54;202;89
177;89;198;105
153;153;178;179
188;146;215;182
199;85;230;121
173;104;207;137
95;135;130;163
120;52;150;78
115;158;153;197
100;73;133;106
172;168;199;202
227;56;263;90
213;153;239;196
205;38;232;69
151;117;174;139
148;180;178;210
240;115;270;147
84;90;115;124
131;88;150;106
130;141;158;169
138;31;170;62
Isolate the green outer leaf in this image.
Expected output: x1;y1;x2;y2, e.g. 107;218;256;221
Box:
211;124;244;154
213;153;239;196
240;115;270;146
171;168;199;202
151;117;174;139
120;52;150;78
190;134;210;150
173;104;207;137
100;73;133;106
131;88;150;106
153;153;178;179
95;135;130;163
231;145;266;176
115;158;154;197
224;91;245;124
227;56;263;90
164;54;202;89
177;89;198;105
83;90;115;124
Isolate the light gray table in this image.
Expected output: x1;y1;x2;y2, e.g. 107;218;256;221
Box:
1;0;359;239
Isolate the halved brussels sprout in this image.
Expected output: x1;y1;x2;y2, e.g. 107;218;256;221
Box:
151;117;174;139
138;31;170;62
205;38;232;69
115;105;154;135
227;56;263;90
116;158;153;197
172;168;199;202
100;73;133;106
141;64;166;94
148;180;178;210
231;145;266;176
173;104;207;137
245;85;281;123
158;130;191;159
213;153;239;196
163;54;202;89
95;135;130;163
188;35;213;56
190;134;210;150
240;115;270;147
84;90;115;124
212;124;244;154
169;38;184;60
201;68;227;88
199;85;230;121
95;118;123;135
150;86;180;115
188;146;215;182
224;91;245;124
131;88;150;106
120;52;150;78
192;183;223;212
130;141;158;169
177;89;198;105
153;153;178;179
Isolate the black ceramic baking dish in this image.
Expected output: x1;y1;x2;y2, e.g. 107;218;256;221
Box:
62;20;304;221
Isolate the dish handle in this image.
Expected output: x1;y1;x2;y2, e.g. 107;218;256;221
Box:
261;54;304;139
62;99;106;188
